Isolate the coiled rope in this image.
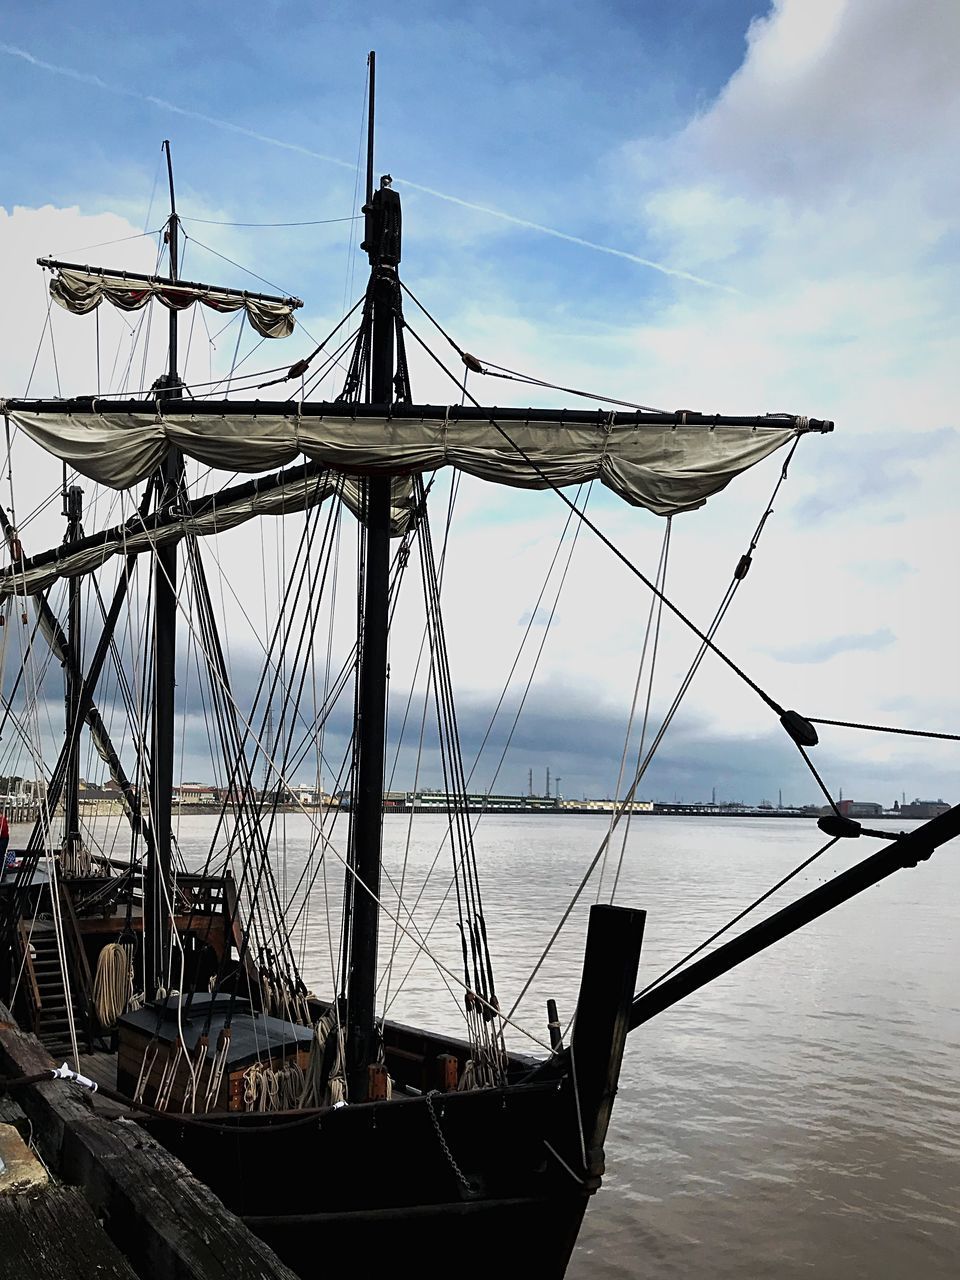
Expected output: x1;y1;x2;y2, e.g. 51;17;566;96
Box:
92;941;135;1027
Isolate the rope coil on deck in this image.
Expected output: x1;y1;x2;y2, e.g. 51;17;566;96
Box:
93;942;137;1028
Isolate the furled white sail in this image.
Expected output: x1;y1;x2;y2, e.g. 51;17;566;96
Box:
1;404;804;517
48;268;301;338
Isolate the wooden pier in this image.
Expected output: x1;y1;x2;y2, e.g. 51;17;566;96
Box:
0;999;299;1280
2;801;40;825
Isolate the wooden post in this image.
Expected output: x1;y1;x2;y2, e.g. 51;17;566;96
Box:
546;998;563;1051
366;1062;389;1101
434;1053;458;1092
569;903;645;1178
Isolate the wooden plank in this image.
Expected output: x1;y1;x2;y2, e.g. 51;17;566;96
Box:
76;1050;119;1090
0;1185;140;1280
0;1120;48;1194
0;1091;28;1130
76;1053;126;1117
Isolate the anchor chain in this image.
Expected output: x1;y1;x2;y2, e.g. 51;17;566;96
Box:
425;1090;472;1192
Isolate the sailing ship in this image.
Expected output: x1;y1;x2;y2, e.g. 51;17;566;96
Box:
1;54;958;1279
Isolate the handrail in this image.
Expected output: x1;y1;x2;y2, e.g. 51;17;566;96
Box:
56;882;95;1047
15;919;42;1031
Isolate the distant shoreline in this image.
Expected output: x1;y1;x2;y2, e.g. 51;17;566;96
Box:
7;803;921;823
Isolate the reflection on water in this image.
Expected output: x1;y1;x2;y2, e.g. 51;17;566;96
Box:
74;811;960;1277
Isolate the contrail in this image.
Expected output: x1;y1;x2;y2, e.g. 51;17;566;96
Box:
0;45;356;175
1;43;732;292
394;178;733;290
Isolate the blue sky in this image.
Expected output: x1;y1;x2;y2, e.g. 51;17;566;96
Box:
0;1;764;323
1;1;762;199
1;1;958;806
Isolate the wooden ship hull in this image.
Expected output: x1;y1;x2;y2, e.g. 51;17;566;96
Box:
3;856;644;1280
155;1086;595;1278
125;903;643;1278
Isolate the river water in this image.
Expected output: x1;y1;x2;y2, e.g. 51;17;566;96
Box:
70;810;960;1277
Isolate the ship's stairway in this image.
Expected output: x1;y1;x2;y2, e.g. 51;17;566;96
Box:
28;921;89;1060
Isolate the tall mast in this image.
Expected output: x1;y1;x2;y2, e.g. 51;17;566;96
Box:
62;473;83;867
347;50;398;1097
146;140;183;998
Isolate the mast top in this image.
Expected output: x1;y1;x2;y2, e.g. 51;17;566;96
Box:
360;50;401;269
366;51;376;207
361;179;402;268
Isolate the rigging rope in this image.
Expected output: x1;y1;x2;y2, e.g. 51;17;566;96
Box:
402;320;786;715
399;318;843;818
381;473;460;1020
132;527;554;1050
598;516;671;902
399;278;666;413
182;215;362;228
413;474;507;1083
383;481;592;1018
92;941;136;1027
502;433;822;1018
807;717;960;742
180;232;299;304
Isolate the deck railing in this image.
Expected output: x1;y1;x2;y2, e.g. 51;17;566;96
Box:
175;874;227;916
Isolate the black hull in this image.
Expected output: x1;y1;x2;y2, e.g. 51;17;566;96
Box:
145;1075;596;1278
134;902;646;1278
251;1195;589;1279
5;879;641;1280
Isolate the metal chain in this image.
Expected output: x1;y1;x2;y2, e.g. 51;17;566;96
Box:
425;1091;471;1190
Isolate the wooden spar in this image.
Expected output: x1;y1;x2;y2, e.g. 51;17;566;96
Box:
0;461;333;594
29;558;148;841
365;48;375;208
629;802;960;1032
347;49;395;1098
165;140;180;377
2;398;834;432
0;505;149;967
5;482;154;851
36;257;302;308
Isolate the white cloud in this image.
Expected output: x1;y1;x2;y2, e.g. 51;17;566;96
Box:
674;0;960;209
408;0;960;795
1;1;957;804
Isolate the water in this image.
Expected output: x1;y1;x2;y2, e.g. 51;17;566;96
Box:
63;811;960;1276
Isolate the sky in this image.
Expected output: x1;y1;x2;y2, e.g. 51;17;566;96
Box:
0;0;958;808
